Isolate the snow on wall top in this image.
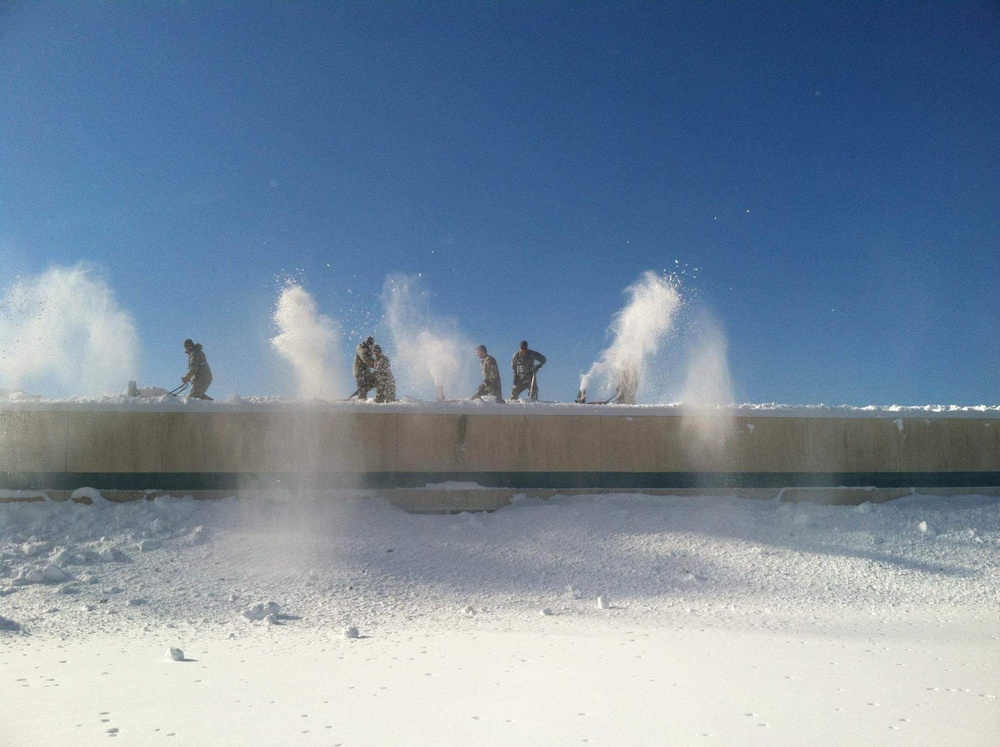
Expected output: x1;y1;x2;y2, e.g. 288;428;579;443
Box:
0;390;997;418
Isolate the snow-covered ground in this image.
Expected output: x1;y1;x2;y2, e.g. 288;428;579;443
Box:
1;489;997;745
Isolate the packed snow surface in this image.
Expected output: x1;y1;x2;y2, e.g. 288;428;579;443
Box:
1;490;997;745
1;389;998;418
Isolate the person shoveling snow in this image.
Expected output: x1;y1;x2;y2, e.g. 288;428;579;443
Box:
181;339;213;400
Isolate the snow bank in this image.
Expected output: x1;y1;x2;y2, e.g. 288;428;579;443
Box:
1;491;997;745
1;491;997;637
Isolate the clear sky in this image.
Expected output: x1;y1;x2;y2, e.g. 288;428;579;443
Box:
1;1;997;404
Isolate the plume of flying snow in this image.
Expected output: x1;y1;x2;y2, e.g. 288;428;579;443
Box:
580;270;682;403
681;311;734;409
679;310;736;454
381;274;474;400
0;263;139;396
270;282;345;399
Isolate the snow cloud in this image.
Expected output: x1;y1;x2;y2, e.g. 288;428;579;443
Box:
580;270;682;402
0;262;139;396
270;281;345;399
381;274;474;401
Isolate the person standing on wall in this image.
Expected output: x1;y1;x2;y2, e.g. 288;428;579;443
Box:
182;339;213;400
471;345;504;403
353;336;377;400
510;340;546;402
372;344;397;403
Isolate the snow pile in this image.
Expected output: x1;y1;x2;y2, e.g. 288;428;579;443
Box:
1;490;997;745
1;491;997;637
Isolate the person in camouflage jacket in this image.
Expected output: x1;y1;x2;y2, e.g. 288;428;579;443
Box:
182;339;213;400
510;340;546;401
372;344;396;403
353;336;377;400
472;345;504;403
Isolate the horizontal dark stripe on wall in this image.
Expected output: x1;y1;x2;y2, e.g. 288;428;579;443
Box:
3;471;1000;491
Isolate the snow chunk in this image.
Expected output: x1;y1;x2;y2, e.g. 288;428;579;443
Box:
0;615;21;632
343;625;360;639
18;563;72;584
98;547;129;563
167;647;185;661
183;526;207;546
70;487;104;504
242;601;281;621
21;541;51;557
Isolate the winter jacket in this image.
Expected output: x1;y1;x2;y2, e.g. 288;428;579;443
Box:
511;348;546;383
185;344;211;382
474;354;504;401
354;343;375;383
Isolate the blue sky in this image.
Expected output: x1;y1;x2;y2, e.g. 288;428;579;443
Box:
1;1;997;404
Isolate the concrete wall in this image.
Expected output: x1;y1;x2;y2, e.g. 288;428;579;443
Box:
1;409;998;500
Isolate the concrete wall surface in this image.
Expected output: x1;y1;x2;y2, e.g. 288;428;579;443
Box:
1;408;997;495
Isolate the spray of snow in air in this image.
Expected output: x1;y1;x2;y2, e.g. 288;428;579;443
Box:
580;270;682;403
679;309;736;453
681;310;734;409
270;282;345;399
0;262;139;396
381;274;474;400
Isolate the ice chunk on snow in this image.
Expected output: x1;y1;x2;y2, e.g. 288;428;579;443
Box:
343;625;360;639
0;615;21;631
98;547;128;563
70;487;104;503
21;541;50;557
167;647;185;661
242;601;281;621
17;563;72;584
183;526;207;546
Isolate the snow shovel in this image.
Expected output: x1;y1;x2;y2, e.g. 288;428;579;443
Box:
167;382;190;397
